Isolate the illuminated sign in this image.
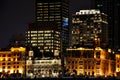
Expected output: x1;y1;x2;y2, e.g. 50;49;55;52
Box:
62;17;68;27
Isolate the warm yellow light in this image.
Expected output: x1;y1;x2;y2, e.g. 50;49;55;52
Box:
108;49;111;53
19;47;26;52
95;38;97;41
5;68;8;72
101;55;105;59
0;68;2;72
0;58;3;61
11;47;26;52
15;58;17;61
95;47;102;50
10;69;14;73
5;57;8;61
113;51;115;54
11;58;13;61
19;69;23;73
94;55;96;58
78;47;84;50
116;54;120;58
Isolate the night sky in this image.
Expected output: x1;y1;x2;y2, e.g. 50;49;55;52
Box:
0;0;91;48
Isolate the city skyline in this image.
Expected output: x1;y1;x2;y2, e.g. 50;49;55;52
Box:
0;0;91;48
0;0;120;78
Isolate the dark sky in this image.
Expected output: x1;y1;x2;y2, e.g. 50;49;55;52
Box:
0;0;91;48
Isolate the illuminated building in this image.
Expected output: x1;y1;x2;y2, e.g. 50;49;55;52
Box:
65;47;115;77
115;51;120;76
72;9;108;48
67;9;116;77
0;47;26;78
26;49;61;78
35;0;69;52
26;22;60;54
93;0;120;50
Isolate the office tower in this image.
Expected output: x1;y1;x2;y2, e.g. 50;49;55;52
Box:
26;22;60;55
93;0;120;50
72;9;108;48
35;0;69;53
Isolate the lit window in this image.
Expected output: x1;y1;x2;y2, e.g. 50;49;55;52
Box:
31;31;37;33
32;44;37;46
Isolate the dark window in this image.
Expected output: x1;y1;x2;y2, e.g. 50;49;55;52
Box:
8;58;11;61
84;65;87;69
17;66;19;68
13;58;16;61
72;61;74;64
7;63;11;65
3;54;6;57
8;54;11;57
117;65;119;68
88;66;90;69
92;66;94;69
96;52;100;58
8;66;10;68
13;66;15;68
67;61;70;64
84;61;87;64
83;51;87;58
3;58;5;61
72;65;74;69
2;66;5;69
96;61;100;65
76;67;77;69
79;61;83;65
2;63;5;65
75;61;77;64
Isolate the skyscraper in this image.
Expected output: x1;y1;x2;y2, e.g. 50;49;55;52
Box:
72;9;108;48
93;0;120;50
35;0;69;53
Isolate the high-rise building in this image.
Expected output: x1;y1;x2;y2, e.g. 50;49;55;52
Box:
26;22;60;54
92;0;120;50
72;9;108;48
35;0;69;52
